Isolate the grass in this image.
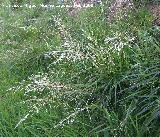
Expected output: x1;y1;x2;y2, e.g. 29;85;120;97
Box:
0;1;160;137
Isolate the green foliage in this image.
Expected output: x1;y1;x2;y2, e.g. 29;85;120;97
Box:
0;2;160;137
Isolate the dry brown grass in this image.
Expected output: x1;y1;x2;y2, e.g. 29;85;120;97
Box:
107;0;160;26
148;4;160;25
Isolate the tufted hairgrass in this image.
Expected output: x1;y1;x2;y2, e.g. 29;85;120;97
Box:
0;1;160;137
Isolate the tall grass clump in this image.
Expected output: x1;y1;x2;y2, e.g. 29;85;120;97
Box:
0;1;160;137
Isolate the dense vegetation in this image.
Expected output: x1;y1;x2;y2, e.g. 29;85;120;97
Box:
0;0;160;136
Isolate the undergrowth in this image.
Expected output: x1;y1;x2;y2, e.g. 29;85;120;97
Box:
0;1;160;137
